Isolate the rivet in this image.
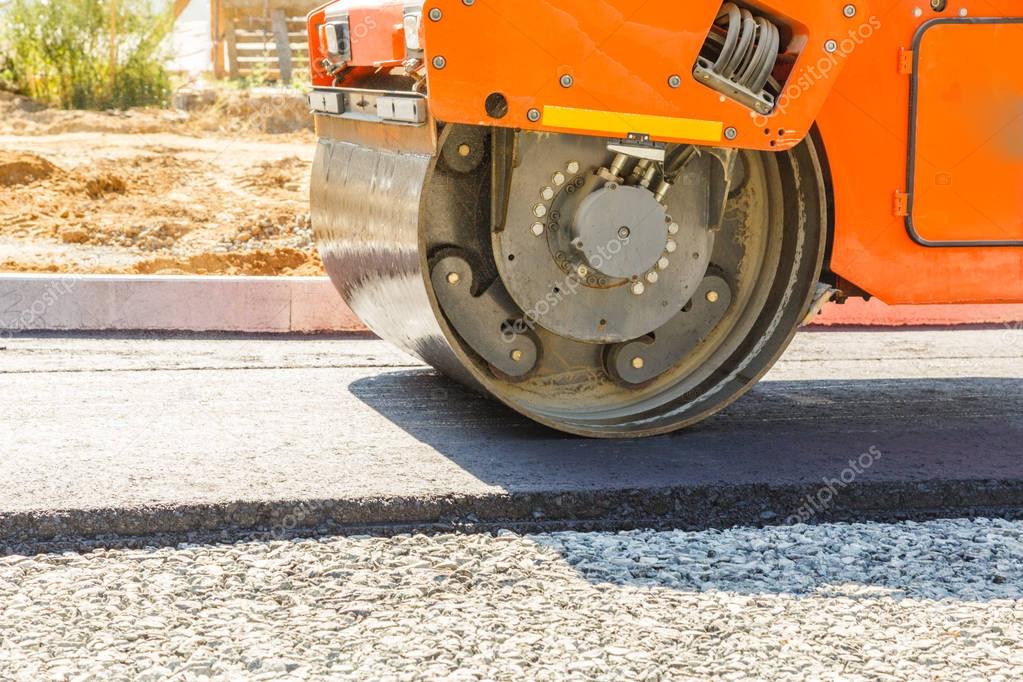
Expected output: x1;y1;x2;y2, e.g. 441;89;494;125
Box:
631;357;645;370
446;272;460;285
432;55;447;69
824;40;838;53
618;226;631;239
428;7;442;21
646;271;659;284
657;257;670;271
724;127;738;140
510;349;524;362
527;108;541;122
560;74;574;88
668;74;682;88
842;4;856;17
457;144;471;157
668;222;679;235
706;290;720;303
577;265;590;277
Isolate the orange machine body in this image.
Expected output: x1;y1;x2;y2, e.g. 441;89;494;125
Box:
306;0;1023;305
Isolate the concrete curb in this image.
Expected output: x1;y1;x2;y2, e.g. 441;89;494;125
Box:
1;273;1022;334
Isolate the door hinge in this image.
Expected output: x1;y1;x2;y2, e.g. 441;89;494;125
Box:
898;48;914;75
894;191;911;217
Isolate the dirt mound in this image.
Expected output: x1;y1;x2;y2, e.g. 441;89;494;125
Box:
0;151;62;187
132;248;322;276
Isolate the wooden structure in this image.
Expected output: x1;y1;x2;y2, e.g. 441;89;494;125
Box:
209;0;319;83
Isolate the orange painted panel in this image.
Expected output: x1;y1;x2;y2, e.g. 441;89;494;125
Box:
421;0;864;151
909;20;1023;245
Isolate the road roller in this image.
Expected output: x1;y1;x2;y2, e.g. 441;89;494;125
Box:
305;0;1023;437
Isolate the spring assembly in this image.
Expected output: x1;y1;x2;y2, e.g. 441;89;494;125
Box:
710;2;781;95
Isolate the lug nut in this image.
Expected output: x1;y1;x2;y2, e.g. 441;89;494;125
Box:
706;290;720;303
631;357;645;370
532;204;547;218
631;282;646;296
446;272;460;285
531;223;545;237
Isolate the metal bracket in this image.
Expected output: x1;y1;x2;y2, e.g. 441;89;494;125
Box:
431;254;538;378
605;275;732;385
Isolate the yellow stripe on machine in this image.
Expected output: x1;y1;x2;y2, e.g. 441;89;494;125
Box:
542;106;724;143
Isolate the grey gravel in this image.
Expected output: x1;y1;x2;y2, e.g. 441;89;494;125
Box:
3;518;1023;680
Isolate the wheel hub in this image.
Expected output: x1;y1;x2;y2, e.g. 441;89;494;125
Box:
572;184;669;280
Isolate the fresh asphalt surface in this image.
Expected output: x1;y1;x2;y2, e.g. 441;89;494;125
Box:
1;329;1022;545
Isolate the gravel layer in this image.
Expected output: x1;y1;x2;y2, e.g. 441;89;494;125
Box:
3;518;1023;681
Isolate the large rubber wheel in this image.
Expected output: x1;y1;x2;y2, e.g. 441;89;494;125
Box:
313;124;828;438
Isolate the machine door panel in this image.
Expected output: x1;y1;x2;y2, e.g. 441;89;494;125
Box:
908;18;1023;246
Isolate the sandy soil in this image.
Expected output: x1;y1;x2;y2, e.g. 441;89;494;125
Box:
0;90;324;276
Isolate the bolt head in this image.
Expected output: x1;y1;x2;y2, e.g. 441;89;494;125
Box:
577;265;589;277
432;55;447;69
446;272;460;285
706;290;720;303
457;144;471;157
646;271;659;284
724;127;738;140
825;39;838;53
631;282;646;296
531;223;545;237
527;108;541;122
631;357;645;370
657;257;670;271
428;7;442;21
668;74;682;88
552;171;566;186
510;349;524;362
665;239;677;254
843;4;856;17
566;161;580;175
668;222;679;235
532;204;547;218
541;186;555;201
560;74;574;88
618;226;631;240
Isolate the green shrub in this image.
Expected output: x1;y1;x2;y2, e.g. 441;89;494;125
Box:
0;0;172;109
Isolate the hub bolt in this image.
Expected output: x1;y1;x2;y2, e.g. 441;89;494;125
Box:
446;272;461;285
533;204;547;218
657;257;670;271
511;349;524;362
646;271;659;284
577;265;590;277
665;239;678;253
631;282;646;296
531;222;545;237
541;186;555;200
552;171;566;186
457;144;471;157
618;226;631;240
668;222;679;235
631;357;645;370
706;290;720;303
566;161;580;175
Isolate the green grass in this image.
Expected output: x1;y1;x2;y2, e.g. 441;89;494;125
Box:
0;0;173;109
